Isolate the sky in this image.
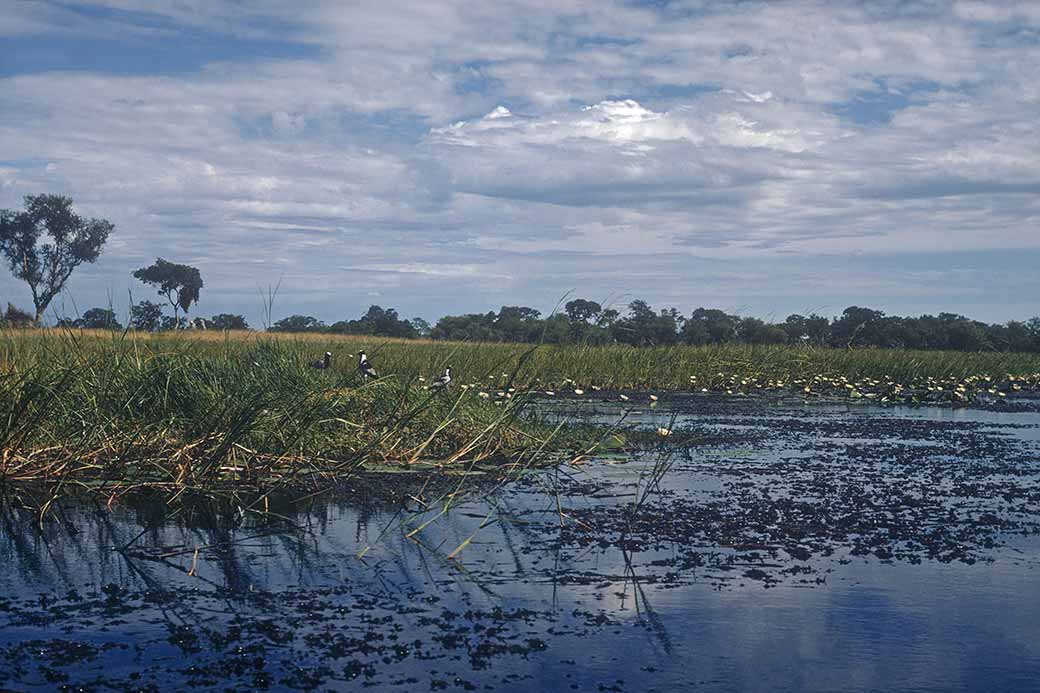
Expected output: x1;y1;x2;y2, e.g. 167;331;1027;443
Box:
1;0;1038;326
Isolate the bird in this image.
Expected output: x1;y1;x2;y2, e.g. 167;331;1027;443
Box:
429;366;452;390
310;351;332;369
358;350;377;379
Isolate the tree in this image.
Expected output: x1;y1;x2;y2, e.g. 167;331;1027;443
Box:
597;308;620;328
611;300;680;346
130;300;164;331
132;258;203;326
565;299;602;324
680;319;710;345
783;314;830;345
327;305;417;338
410;317;432;337
76;307;122;330
686;308;739;343
830;306;885;348
357;305;416;338
209;313;249;330
0;194;113;324
271;315;325;333
495;306;542;342
431;312;499;341
541;313;574;343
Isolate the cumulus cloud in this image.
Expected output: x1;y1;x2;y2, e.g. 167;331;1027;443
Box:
1;0;1038;322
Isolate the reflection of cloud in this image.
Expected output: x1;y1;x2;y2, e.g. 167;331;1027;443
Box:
1;1;1038;322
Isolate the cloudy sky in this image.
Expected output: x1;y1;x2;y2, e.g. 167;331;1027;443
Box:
2;0;1038;325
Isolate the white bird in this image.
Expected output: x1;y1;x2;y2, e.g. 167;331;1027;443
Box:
429;366;452;391
358;350;377;379
310;351;332;369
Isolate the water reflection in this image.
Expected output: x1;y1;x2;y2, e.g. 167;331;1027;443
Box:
1;397;1039;691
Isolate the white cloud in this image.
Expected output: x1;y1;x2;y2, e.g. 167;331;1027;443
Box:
1;1;1038;323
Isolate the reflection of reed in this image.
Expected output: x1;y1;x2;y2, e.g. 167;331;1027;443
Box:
0;472;531;599
619;545;674;655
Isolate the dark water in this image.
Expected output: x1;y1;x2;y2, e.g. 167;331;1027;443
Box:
2;396;1039;691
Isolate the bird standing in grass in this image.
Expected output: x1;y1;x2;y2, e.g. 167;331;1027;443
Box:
310;351;332;369
429;366;452;391
358;350;377;379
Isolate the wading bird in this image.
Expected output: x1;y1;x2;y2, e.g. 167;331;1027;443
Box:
429;366;452;391
358;350;377;379
310;351;332;369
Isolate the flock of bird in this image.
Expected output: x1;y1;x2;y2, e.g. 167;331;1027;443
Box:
310;349;452;390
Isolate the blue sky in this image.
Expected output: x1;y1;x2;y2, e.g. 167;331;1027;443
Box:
1;0;1038;325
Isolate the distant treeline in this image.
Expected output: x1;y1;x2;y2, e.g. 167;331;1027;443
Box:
3;298;1039;352
270;300;1040;352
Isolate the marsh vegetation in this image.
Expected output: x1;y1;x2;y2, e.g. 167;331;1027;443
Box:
1;329;1038;504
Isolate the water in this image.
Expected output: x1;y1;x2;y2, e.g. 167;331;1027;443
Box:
1;395;1038;691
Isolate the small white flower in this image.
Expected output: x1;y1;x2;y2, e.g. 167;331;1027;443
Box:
657;427;672;437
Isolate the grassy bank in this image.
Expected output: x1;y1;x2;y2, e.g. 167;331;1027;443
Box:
4;329;1040;397
6;329;1040;387
0;330;588;510
2;329;1039;496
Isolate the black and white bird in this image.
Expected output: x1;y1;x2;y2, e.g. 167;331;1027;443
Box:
310;351;332;369
358;350;377;379
429;366;452;391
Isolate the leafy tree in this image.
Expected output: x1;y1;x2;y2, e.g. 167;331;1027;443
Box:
76;307;122;330
495;306;542;342
597;308;620;328
271;315;325;333
680;319;710;345
565;299;602;324
685;308;739;344
783;314;830;345
410;317;432;337
939;313;991;351
562;299;606;342
209;313;249;330
737;317;787;344
130;300;164;331
611;300;680;346
541;313;575;344
830;306;885;348
328;305;417;338
0;194;113;324
431;312;499;341
132;258;203;325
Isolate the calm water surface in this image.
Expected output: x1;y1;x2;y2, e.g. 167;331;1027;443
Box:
1;396;1038;691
